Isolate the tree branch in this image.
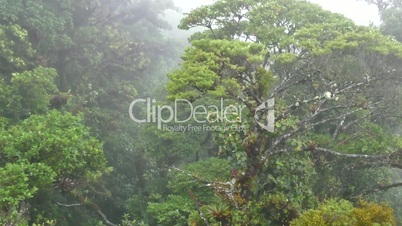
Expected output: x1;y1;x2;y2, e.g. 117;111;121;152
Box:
188;190;210;226
314;147;387;160
57;201;117;226
57;202;83;207
355;182;402;198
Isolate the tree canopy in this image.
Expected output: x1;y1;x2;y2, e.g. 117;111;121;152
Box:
163;0;402;224
1;0;402;225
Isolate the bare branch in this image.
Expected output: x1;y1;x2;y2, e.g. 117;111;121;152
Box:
57;202;84;207
314;147;387;160
332;114;346;140
57;201;117;226
356;182;402;198
94;206;118;226
188;190;210;226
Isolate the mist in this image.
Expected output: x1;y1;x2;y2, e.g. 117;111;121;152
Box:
1;0;402;225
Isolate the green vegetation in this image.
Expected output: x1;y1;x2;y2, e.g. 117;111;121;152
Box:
1;0;402;225
291;199;395;226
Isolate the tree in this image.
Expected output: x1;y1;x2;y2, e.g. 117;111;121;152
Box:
0;0;199;224
165;0;402;223
0;110;110;225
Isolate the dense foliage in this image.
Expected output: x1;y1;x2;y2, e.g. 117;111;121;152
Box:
1;0;402;225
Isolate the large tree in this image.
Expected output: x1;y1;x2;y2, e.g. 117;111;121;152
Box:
164;0;402;224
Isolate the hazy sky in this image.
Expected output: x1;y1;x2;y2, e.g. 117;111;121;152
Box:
173;0;380;26
309;0;380;25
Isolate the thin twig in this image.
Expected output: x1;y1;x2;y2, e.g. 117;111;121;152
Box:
57;201;117;226
188;190;210;226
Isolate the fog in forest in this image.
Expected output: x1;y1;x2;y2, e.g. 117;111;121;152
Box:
1;0;402;225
